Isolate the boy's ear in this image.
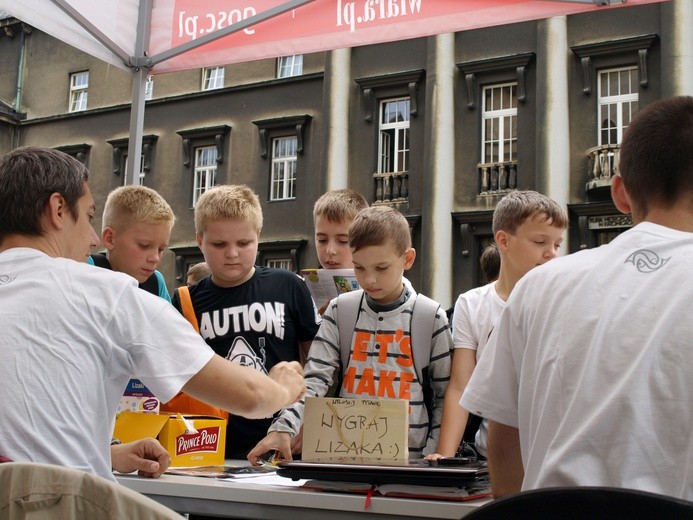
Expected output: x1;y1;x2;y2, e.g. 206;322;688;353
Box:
495;230;508;252
404;247;416;269
611;174;633;216
196;232;203;248
101;227;116;251
45;193;67;231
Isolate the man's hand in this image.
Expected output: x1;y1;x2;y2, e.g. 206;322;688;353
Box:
111;438;171;478
268;361;305;405
247;431;293;465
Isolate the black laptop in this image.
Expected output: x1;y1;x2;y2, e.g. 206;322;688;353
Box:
276;458;488;488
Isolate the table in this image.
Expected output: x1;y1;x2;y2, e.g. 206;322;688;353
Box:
116;470;491;519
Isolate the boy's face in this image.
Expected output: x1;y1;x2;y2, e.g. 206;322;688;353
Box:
197;218;258;288
102;221;171;283
497;214;564;280
315;215;353;269
351;241;415;305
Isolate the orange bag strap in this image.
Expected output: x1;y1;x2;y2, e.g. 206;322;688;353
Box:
177;286;200;334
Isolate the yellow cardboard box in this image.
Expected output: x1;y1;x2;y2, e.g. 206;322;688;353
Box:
113;411;226;467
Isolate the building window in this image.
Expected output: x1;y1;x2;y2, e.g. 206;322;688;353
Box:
193;146;217;206
202;67;225;90
481;83;517;164
277;55;303;78
598;66;638;146
270;136;297;201
122;154;146;186
257;239;307;274
107;135;158;185
144;75;154;101
266;258;293;270
378;97;410;174
69;71;89;112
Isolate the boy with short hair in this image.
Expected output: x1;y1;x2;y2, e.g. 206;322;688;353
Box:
313;188;368;270
248;205;452;462
435;190;568;458
186;261;211;286
173;184;320;460
89;185;174;301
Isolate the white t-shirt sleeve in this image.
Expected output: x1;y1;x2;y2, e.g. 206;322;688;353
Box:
460;298;520;428
109;287;215;403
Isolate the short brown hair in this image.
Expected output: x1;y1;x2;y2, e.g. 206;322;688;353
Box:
492;190;568;235
313;189;368;224
0;147;88;240
480;243;500;282
194;184;263;235
349;206;411;255
187;261;212;284
619;96;693;216
102;185;175;233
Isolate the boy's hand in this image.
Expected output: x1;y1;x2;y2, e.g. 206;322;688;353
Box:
268;361;305;405
247;431;293;465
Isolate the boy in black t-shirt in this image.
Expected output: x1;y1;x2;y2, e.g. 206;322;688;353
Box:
172;184;319;459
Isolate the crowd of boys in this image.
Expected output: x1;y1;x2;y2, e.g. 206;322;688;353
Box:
0;96;690;503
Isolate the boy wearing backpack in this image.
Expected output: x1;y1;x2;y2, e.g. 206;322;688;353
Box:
248;206;452;463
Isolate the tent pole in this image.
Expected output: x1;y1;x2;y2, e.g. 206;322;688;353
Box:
125;0;153;186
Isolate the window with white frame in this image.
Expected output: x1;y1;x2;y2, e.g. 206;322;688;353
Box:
202;67;225;90
144;75;154;101
598;66;638;146
270;136;297;201
69;71;89;112
193;146;217;206
277;55;303;78
266;258;293;270
378;97;410;173
481;83;517;164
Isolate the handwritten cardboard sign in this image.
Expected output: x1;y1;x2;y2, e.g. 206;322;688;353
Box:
302;397;409;462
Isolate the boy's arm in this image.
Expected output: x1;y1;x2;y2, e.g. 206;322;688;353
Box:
435;347;476;456
422;308;453;456
250;309;341;461
182;355;305;419
487;420;524;498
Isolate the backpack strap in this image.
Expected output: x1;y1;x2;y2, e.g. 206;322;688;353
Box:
337;290;366;371
176;285;200;333
410;293;441;383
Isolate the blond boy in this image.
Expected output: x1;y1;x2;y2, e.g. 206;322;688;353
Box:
435;190;568;458
89;185;174;301
248;206;452;462
173;184;320;460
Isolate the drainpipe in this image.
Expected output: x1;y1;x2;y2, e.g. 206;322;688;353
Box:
12;24;27;148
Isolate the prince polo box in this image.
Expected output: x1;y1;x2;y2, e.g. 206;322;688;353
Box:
113;412;226;466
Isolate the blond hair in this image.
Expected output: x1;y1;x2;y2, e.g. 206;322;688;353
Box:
492;190;568;236
102;185;175;233
313;189;368;224
194;184;263;235
349;206;411;255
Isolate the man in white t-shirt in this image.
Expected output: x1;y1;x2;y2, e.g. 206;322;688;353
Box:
461;96;693;501
0;147;305;481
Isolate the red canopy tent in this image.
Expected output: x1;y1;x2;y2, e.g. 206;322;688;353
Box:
0;0;666;183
